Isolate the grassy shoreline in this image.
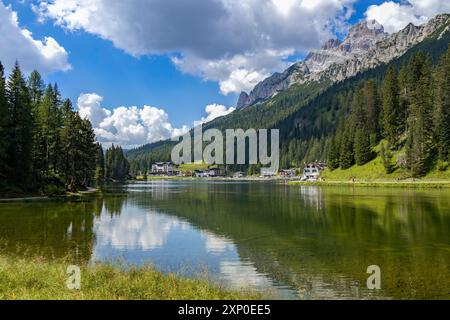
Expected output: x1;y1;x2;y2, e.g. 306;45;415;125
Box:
0;255;262;300
288;180;450;188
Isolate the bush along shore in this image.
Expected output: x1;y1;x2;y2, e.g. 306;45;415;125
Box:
0;255;263;300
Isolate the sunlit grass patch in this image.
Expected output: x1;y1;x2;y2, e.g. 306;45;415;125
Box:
0;255;263;300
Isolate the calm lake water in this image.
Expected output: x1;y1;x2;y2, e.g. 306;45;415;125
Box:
0;181;449;299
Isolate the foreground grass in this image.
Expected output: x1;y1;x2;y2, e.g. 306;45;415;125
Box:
0;255;262;300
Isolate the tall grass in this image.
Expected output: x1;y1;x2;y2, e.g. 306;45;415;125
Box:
0;255;262;300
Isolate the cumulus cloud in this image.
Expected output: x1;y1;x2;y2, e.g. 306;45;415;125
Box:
197;104;236;125
77;93;233;148
365;0;450;34
35;0;355;94
77;93;189;148
0;1;70;73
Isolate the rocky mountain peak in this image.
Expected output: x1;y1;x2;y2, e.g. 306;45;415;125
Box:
322;38;342;50
347;19;385;39
236;13;450;110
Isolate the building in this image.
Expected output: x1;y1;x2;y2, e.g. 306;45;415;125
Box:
151;162;175;175
207;168;225;177
301;162;327;181
260;168;276;177
195;170;207;178
234;171;246;178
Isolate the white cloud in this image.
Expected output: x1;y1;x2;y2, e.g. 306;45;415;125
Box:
77;93;189;148
77;93;231;148
94;207;182;251
35;0;355;94
197;104;236;125
365;0;450;34
0;1;70;73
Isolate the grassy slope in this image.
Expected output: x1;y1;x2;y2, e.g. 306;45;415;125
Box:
0;255;262;300
296;150;450;188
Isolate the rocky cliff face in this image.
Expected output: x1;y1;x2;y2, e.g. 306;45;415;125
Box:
237;14;450;109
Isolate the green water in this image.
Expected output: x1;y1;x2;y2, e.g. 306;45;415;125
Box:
0;181;449;299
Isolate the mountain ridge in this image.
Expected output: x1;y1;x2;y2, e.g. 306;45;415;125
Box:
237;13;450;109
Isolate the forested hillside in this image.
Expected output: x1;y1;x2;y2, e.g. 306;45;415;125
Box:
126;27;450;177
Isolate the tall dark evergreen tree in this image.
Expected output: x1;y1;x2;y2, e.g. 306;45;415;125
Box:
435;46;450;163
354;128;372;166
95;143;105;186
28;70;44;108
380;141;395;174
351;87;373;166
405;53;434;177
364;79;381;145
0;62;8;181
327;136;340;170
105;145;130;181
339;126;355;170
382;66;402;147
5;62;33;188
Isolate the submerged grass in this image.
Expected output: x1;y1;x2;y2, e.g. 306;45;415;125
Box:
0;255;263;300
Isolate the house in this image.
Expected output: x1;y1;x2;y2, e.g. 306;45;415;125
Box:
151;162;175;175
194;170;207;178
301;162;327;181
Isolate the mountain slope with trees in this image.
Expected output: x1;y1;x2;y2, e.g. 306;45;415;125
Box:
127;22;450;178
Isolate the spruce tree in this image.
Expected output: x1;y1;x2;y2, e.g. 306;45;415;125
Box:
28;70;44;108
435;46;450;162
380;141;395;174
5;62;33;188
340;126;355;169
95;143;105;186
405;53;433;177
354;128;372;166
364;79;381;145
327;136;340;170
0;62;8;181
382;66;401;147
351;87;373;166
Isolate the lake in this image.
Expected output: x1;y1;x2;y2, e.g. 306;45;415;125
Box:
0;181;449;299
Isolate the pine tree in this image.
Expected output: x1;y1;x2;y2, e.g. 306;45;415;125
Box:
28;70;44;108
380;141;395;174
79;118;97;187
95;143;105;186
405;53;433;177
364;79;381;145
351;87;373;166
340;126;355;170
435;45;450;162
354;128;372;166
35;85;57;178
327;136;340;170
5;62;33;188
351;87;366;130
105;145;130;181
0;62;9;181
382;66;402;147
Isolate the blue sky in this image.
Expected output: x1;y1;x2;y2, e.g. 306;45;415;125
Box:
1;0;448;148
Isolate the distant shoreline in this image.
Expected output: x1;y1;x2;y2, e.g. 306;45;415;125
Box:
288;180;450;189
0;188;99;203
129;176;293;183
